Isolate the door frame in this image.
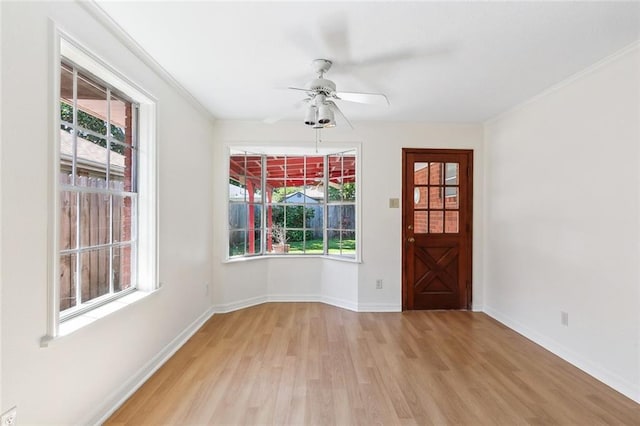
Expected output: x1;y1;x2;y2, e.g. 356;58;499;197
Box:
401;148;474;310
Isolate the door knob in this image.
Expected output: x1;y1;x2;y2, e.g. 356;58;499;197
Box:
408;237;415;243
407;225;413;230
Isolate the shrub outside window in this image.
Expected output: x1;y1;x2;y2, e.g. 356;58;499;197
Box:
228;150;357;259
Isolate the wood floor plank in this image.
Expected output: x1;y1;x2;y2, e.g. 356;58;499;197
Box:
105;303;640;425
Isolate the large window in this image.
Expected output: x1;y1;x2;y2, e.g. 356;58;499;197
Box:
48;36;157;339
59;60;138;318
228;150;357;259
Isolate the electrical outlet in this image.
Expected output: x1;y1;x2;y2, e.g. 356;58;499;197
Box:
204;281;209;295
376;279;383;289
561;311;569;326
1;406;17;426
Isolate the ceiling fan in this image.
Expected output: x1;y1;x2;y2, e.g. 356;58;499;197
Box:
267;58;389;129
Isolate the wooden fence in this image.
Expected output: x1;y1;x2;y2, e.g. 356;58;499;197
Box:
59;173;132;311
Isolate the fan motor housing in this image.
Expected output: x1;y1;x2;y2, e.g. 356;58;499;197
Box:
306;78;336;94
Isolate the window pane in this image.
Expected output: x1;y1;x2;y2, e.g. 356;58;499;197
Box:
270;225;289;253
328;155;342;178
282;180;301;198
229;180;246;202
339;231;356;257
445;211;459;233
246;178;261;202
229;155;247;186
429;187;444;209
60;64;74;105
285;205;305;228
77;73;107;128
414;162;429;185
229;203;246;230
285;156;305;181
429;211;444;233
306;156;324;179
60;191;77;250
109;141;135;191
79;191;110;248
75;136;108;187
245;155;262;181
59;253;77;311
304;179;323;200
303;234;323;253
414;211;428;234
80;248;110;303
414;187;427;209
327;205;340;229
266;155;284;180
245;229;261;255
113;195;136;244
113;244;135;292
306;205;323;228
327;229;341;255
249;204;262;229
429;162;444;185
340;205;356;229
328;177;342;202
342;154;356;178
342;181;356;202
445;188;459;209
445;163;458;185
110;95;129;143
229;230;246;256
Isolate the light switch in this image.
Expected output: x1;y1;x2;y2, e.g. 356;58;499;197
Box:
389;198;400;208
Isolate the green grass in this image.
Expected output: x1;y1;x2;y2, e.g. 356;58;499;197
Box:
230;238;356;257
288;238;355;254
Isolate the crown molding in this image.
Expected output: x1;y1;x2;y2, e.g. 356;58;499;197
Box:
485;40;640;126
79;0;216;124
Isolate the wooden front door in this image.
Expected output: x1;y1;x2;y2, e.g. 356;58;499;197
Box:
402;149;473;310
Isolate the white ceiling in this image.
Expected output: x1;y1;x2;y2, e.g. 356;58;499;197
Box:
95;1;640;123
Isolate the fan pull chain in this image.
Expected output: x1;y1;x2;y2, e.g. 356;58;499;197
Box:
315;128;322;153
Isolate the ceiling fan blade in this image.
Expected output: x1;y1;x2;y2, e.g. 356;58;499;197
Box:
288;86;310;93
264;100;307;124
318;15;351;62
327;101;353;130
336;91;390;106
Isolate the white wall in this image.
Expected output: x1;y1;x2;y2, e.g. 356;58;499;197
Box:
484;43;640;402
0;2;215;424
211;121;484;312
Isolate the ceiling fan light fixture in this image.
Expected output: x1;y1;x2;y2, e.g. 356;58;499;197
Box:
317;103;334;125
304;105;317;126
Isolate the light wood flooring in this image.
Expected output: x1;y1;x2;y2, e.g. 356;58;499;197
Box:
106;303;640;425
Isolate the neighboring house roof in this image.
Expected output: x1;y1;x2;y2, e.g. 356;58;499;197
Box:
59;130;125;175
229;184;247;201
283;191;322;204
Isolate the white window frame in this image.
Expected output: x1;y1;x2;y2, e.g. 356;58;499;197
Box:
42;32;158;345
225;143;361;263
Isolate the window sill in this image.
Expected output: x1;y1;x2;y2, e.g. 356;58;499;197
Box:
40;287;161;348
224;254;361;264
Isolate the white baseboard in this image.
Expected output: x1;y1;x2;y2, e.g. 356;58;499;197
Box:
322;295;359;312
357;302;402;312
87;306;216;425
212;295;268;313
213;295;392;313
484;305;640;404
